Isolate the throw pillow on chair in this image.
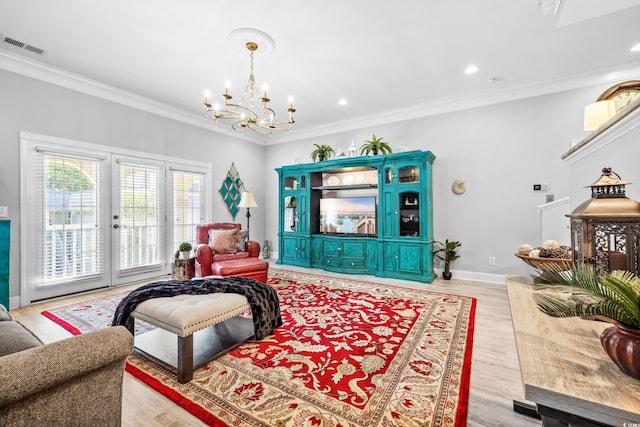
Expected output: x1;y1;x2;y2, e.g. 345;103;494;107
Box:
208;228;240;254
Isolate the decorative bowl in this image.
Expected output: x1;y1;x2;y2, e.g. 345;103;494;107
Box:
514;253;572;270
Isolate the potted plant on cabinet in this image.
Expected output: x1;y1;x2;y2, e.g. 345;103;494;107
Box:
310;144;335;162
533;263;640;379
360;134;393;156
433;239;461;280
178;242;192;260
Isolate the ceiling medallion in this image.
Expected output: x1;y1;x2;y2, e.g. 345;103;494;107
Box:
202;28;295;135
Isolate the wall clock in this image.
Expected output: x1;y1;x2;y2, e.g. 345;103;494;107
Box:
596;80;640;113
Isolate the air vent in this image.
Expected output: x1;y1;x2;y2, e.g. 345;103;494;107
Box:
3;36;25;48
0;33;46;56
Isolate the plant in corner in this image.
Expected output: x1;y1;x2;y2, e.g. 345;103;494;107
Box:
360;134;393;156
310;144;335;162
533;263;640;379
433;239;461;280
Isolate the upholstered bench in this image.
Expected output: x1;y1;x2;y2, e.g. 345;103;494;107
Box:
210;257;269;283
128;293;252;383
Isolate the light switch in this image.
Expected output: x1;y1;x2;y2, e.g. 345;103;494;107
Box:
0;206;7;217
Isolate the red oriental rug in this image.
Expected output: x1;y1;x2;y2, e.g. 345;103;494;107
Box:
42;269;476;426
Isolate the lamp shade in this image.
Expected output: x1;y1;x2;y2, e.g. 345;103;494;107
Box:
238;191;258;208
583;100;616;131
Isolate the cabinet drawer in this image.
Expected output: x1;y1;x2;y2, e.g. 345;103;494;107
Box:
324;257;341;267
342;258;365;268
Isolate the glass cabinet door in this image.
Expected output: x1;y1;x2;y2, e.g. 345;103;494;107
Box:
284;196;297;232
385;166;420;184
399;192;420;237
284;177;297;190
398;166;419;183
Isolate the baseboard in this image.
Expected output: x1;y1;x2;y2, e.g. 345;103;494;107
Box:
9;295;20;310
434;268;506;285
270;251;506;285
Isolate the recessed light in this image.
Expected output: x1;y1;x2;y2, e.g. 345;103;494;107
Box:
464;64;478;75
338;98;349;106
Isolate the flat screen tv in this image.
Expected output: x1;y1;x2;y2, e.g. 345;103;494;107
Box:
319;197;377;236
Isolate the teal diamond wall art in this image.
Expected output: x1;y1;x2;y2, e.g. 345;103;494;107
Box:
219;162;246;219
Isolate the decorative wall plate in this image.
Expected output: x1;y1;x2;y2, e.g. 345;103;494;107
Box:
327;175;339;186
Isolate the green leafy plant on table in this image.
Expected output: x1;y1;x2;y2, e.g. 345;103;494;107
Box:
178;242;192;252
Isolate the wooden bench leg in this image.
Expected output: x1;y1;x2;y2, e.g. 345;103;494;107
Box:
127;317;135;335
177;334;194;383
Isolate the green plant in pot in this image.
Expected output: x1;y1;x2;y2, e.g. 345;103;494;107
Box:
360;134;392;156
533;263;640;379
310;144;334;162
178;242;192;259
433;239;461;280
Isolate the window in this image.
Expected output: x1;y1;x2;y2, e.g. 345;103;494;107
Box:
171;170;204;251
43;154;104;281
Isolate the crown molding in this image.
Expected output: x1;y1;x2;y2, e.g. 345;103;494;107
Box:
2;48;639;146
273;62;640;144
0;50;264;144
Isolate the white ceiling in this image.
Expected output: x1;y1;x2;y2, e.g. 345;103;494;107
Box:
1;0;640;143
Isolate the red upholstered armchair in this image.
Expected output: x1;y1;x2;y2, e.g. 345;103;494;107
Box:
194;223;261;277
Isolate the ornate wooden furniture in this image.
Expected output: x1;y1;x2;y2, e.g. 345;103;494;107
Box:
276;150;436;283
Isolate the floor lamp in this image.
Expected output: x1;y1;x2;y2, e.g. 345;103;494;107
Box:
238;191;258;240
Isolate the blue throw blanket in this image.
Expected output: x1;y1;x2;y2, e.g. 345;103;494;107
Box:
111;277;282;340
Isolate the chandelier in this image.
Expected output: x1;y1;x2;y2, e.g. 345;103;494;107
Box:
202;29;295;135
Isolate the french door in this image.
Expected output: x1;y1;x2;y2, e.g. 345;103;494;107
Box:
20;132;210;305
111;157;166;285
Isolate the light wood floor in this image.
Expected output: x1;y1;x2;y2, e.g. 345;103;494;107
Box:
10;265;541;427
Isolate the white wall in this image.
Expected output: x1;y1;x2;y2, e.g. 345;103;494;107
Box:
0;69;266;302
564;104;640;209
1;66;623;300
265;86;609;281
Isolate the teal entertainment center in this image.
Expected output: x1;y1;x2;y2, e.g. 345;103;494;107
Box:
276;150;436;283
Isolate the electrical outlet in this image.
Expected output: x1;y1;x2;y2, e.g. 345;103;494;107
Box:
489;256;496;266
0;206;7;217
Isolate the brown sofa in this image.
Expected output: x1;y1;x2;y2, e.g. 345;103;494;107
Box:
194;223;261;277
0;304;133;426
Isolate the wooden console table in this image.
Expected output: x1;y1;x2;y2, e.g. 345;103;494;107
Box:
506;275;640;426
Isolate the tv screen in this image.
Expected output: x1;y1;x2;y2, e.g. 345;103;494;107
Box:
319;197;377;236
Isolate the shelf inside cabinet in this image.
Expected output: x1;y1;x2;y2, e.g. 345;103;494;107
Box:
312;184;378;191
